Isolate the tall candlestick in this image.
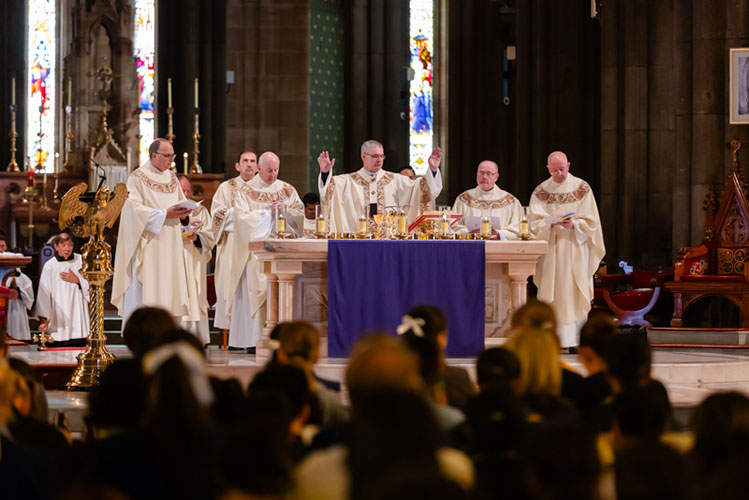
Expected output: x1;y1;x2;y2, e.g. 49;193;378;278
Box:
168;78;172;108
11;76;15;106
194;77;199;109
183;152;189;175
67;78;72;107
54;152;59;174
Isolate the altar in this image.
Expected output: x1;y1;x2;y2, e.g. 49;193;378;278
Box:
249;239;548;360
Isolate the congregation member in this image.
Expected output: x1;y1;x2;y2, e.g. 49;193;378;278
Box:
529;151;605;348
178;174;216;345
451;160;523;239
302;192;321;237
0;236;33;341
211;150;258;332
317;140;443;232
228;151;304;350
112;138;197;329
399;166;416;180
36;233;90;341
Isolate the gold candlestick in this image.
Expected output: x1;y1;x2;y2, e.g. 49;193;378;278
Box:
53;152;60;202
60;182;127;389
191;109;201;174
166;107;176;144
63;104;74;172
7;104;19;171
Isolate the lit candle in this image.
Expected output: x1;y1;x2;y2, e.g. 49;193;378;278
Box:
167;77;172;108
521;206;530;239
183;152;189;175
11;76;15;106
194;77;199;109
43;168;47;198
317;214;326;234
54;152;59;175
358;214;367;235
481;216;491;237
441;212;450;236
277;212;286;234
28;168;34;187
67;78;72;107
398;210;407;234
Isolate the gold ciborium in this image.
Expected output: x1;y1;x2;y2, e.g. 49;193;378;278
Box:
59;182;128;390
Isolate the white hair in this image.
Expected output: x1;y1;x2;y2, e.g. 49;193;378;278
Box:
360;140;384;154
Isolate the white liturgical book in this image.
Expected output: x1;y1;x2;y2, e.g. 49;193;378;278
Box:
171;199;203;211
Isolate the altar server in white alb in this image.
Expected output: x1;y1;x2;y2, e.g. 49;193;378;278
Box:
111;138;197;329
451;160;523;240
178;174;217;345
229;151;304;349
529;151;605;347
211;150;258;332
0;236;34;340
317;140;443;233
35;233;90;340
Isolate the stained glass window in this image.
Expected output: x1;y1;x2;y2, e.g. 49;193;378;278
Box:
409;0;434;177
134;0;156;165
27;0;56;172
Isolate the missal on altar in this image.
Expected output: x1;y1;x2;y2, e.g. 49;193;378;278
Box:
408;211;462;233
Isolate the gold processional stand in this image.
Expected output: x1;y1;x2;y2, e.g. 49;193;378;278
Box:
59;182;128;389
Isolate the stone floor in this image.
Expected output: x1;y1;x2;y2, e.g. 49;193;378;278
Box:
10;341;749;434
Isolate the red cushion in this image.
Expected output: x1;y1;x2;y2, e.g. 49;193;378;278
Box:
631;271;658;289
612;290;654;311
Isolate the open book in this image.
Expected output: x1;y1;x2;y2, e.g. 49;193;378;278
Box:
543;210;576;226
171;199;203;211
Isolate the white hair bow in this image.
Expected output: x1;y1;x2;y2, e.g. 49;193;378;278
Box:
142;341;214;407
396;315;426;337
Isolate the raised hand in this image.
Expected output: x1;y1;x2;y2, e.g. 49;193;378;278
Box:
428;147;443;172
317;151;336;173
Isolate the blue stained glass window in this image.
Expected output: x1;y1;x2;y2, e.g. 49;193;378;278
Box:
409;0;434;177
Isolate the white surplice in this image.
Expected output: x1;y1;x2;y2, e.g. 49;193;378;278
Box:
35;254;90;341
5;270;34;340
210;177;246;330
451;185;523;240
182;204;216;345
319;167;442;233
112;161;198;328
529;173;605;347
228;176;304;347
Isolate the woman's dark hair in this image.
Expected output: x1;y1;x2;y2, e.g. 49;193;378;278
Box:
476;347;521;391
122;307;179;358
690;391;749;472
347;388;441;500
141;338;214;496
406;304;448;342
401;332;441;387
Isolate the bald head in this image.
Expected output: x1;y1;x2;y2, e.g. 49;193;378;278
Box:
258;152;280;184
476;160;500;191
546;151;570;183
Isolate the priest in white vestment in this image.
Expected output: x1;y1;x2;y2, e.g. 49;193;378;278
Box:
178;175;217;345
35;233;90;341
211;150;258;331
111;138;197;329
0;238;34;340
317;140;443;233
529;151;605;347
229;152;304;348
451;161;523;240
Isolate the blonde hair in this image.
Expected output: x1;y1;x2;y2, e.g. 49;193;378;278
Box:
504;328;562;398
0;361;28;424
277;321;320;363
510;299;559;346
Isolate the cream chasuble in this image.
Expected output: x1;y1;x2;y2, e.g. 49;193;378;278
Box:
36;254;90;341
112;162;196;323
451;185;523;240
529;173;605;346
319;168;442;233
182;204;216;345
228;176;304;347
210;177;245;329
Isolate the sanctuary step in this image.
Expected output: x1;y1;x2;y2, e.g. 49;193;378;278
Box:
648;327;749;347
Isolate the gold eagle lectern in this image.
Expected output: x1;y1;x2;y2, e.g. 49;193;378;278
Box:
59;182;127;389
